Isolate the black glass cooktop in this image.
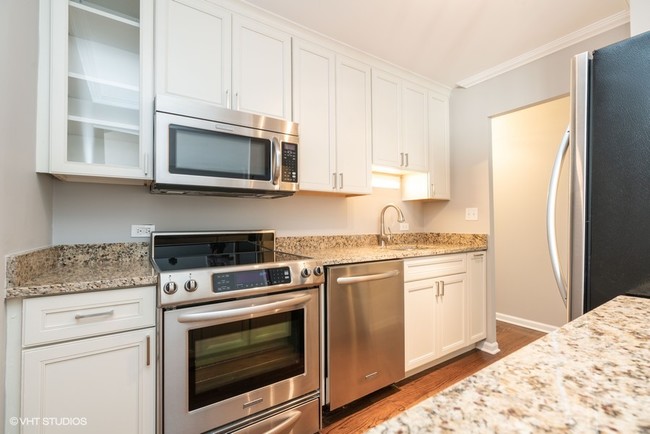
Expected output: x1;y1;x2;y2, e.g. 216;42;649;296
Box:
151;231;306;272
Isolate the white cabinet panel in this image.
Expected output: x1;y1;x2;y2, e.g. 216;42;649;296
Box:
437;274;468;356
335;56;372;194
371;70;402;169
159;0;231;106
401;91;450;201
232;15;292;119
401;81;428;172
404;278;437;372
292;39;336;191
428;91;451;199
22;328;155;434
468;252;488;342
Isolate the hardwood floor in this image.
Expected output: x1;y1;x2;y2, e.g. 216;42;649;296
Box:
321;321;546;434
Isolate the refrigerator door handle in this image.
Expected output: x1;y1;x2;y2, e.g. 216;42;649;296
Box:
546;125;570;306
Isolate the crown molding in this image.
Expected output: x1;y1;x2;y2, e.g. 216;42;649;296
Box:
455;10;630;89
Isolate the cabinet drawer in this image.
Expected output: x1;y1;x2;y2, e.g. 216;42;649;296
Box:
404;254;466;281
23;286;156;347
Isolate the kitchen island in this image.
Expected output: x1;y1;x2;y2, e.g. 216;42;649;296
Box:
367;295;650;433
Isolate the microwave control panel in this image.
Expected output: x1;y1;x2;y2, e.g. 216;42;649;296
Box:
282;142;298;183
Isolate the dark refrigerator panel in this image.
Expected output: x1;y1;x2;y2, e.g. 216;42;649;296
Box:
587;30;650;311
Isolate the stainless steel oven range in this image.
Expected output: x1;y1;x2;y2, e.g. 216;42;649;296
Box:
150;231;324;434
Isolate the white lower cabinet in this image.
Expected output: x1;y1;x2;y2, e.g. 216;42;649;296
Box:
404;252;486;374
18;287;156;434
468;251;488;342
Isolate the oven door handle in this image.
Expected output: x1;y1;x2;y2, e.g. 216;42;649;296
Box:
176;294;312;323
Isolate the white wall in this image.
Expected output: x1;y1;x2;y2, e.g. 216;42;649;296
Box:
1;0;54;425
630;0;650;35
51;181;423;244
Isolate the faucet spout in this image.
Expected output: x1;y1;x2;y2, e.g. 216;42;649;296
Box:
380;204;406;247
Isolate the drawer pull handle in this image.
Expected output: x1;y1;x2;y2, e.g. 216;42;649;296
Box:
74;309;114;320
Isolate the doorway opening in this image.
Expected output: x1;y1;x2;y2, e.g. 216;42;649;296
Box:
490;96;569;330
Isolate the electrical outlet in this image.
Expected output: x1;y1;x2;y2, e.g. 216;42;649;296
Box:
465;208;479;221
399;222;410;231
131;224;155;238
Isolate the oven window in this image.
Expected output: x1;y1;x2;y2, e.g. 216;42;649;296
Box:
169;125;271;180
188;310;305;410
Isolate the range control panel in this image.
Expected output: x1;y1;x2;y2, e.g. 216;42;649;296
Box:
213;267;292;293
282;142;298;183
157;260;324;308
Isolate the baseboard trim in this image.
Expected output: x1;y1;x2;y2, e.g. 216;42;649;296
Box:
496;312;559;333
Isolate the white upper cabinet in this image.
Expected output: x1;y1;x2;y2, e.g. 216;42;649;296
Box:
38;0;154;182
156;0;292;120
293;43;371;194
401;91;451;201
157;0;231;107
292;39;337;192
401;81;429;172
372;69;428;173
232;15;292;119
335;56;373;194
371;70;402;169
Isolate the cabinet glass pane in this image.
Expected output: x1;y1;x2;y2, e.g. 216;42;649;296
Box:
67;0;140;167
68;120;139;166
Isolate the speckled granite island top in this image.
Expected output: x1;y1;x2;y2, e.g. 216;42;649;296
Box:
5;233;486;298
367;295;650;434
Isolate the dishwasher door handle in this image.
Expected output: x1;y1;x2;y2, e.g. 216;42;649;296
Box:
336;270;400;285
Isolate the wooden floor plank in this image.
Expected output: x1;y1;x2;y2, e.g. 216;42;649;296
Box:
321;321;546;433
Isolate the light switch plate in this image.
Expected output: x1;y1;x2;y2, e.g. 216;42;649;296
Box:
465;208;478;221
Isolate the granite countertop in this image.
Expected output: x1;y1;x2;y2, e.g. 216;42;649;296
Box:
367;295;650;433
277;233;487;266
5;233;487;298
5;243;157;298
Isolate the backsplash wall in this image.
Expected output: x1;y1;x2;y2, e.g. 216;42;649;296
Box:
52;181;425;244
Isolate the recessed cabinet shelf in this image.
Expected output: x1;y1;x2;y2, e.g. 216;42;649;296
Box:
66;1;141;169
37;0;152;180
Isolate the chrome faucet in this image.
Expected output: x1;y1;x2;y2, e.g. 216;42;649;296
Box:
379;203;406;247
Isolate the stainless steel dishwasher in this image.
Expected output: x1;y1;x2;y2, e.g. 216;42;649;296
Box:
325;259;405;410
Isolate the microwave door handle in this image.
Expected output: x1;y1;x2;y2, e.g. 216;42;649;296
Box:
272;137;281;185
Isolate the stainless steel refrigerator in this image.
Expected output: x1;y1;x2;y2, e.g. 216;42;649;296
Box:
547;30;650;322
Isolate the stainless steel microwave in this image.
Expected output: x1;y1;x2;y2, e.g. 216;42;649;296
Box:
152;95;299;198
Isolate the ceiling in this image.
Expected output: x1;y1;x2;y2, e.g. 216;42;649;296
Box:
243;0;630;88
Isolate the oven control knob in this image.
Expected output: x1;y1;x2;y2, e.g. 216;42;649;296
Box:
184;279;198;292
301;268;312;278
313;266;324;276
163;281;178;294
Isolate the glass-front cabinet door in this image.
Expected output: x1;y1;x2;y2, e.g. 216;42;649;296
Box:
40;0;153;182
